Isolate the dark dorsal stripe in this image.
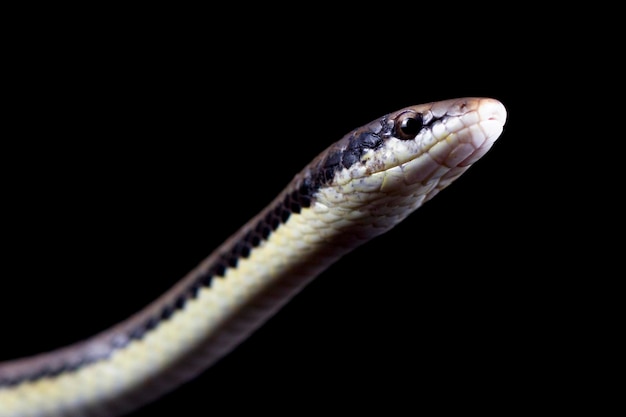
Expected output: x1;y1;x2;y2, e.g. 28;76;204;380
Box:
0;175;318;387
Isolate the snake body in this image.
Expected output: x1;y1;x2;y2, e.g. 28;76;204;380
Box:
0;97;507;417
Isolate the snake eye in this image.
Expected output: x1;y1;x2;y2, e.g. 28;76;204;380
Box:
394;112;424;140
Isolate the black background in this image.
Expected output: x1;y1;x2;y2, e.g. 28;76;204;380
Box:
1;10;613;416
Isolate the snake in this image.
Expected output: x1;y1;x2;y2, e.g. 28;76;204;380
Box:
0;97;507;417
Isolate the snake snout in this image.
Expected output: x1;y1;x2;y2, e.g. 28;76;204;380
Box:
479;98;507;126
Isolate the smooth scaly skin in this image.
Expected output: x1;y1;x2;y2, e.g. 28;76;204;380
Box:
0;97;506;417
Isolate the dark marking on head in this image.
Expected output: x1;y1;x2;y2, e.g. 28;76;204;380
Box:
304;112;446;192
339;131;383;170
305;128;386;192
